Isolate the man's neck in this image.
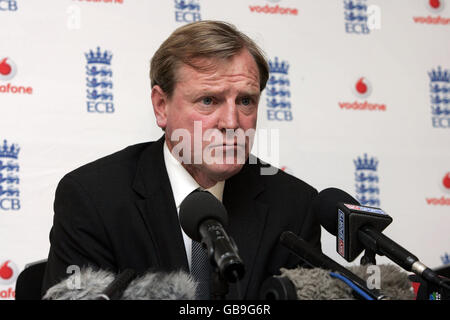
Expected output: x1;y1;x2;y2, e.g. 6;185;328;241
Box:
165;139;224;189
181;163;220;189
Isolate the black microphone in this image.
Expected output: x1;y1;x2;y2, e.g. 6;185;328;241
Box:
96;269;136;300
313;187;393;262
279;231;388;300
179;190;245;283
314;187;450;291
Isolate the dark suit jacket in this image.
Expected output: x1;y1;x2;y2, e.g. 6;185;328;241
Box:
42;136;321;299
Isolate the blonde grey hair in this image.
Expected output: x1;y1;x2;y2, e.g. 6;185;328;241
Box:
150;20;269;97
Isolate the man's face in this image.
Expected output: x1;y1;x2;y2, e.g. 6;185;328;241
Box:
152;49;261;186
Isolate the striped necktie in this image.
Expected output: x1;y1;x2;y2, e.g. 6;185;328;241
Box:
189;187;223;300
191;239;210;300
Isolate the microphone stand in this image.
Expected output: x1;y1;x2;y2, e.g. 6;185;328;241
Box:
96;269;136;300
204;235;245;300
360;249;377;265
211;267;229;300
210;268;243;300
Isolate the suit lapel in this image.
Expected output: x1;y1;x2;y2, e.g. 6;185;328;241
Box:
223;159;268;298
132;138;268;298
132;136;189;273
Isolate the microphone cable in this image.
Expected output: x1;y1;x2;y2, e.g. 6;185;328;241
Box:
329;272;374;300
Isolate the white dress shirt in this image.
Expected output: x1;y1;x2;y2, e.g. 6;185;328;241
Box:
163;141;225;270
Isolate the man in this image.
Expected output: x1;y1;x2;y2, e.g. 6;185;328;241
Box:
42;20;321;299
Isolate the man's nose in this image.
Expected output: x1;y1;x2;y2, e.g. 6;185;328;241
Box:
218;100;239;130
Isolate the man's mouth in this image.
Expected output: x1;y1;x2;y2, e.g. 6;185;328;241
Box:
209;143;245;148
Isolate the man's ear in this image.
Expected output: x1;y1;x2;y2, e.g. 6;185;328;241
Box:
151;85;168;130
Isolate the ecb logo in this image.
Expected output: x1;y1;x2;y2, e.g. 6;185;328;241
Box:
266;57;292;121
0;0;18;11
174;0;201;23
0;140;20;211
344;0;370;34
85;47;114;114
429;66;450;128
354;153;380;207
441;252;450;265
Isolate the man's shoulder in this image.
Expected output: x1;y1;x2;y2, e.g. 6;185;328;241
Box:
62;141;155;187
246;155;317;196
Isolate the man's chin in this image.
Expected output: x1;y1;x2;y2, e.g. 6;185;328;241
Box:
204;163;245;182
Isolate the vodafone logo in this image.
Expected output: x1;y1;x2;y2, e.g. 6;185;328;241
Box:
0;260;19;285
0;57;33;94
338;76;386;112
413;0;450;24
425;172;450;206
0;57;17;81
249;0;298;15
353;77;372;99
427;0;445;13
441;172;450;192
280;165;293;175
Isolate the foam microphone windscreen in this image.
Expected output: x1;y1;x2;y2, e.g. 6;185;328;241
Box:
312;187;360;235
122;270;197;300
279;267;354;300
279;264;415;300
179;190;228;242
42;268;198;300
346;264;415;300
43;267;115;300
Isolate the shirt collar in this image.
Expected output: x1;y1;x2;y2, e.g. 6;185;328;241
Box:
163;141;225;208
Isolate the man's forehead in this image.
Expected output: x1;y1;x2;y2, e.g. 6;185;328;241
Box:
175;51;260;86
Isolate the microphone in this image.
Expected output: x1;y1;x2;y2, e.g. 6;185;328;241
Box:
43;267;115;300
97;269;136;300
261;264;415;300
314;187;450;292
179;190;245;283
42;267;197;300
279;231;388;300
122;270;197;300
312;187;392;262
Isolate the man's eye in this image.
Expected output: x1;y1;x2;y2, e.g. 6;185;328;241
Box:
202;97;213;105
241;97;252;106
